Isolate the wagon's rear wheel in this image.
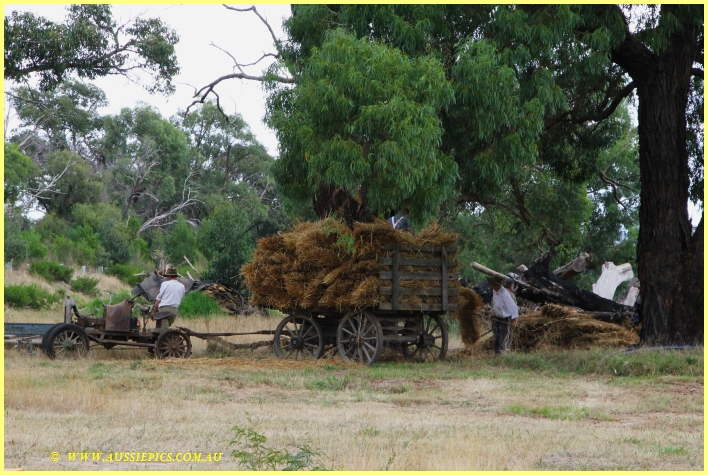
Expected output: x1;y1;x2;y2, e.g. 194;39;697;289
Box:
44;323;90;359
401;314;449;362
155;329;191;359
274;314;324;360
336;310;383;365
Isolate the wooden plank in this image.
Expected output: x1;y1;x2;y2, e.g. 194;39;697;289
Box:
380;271;458;281
442;248;448;312
379;257;459;267
380;287;459;296
4;323;55;337
378;303;458;311
381;245;458;252
392;246;399;312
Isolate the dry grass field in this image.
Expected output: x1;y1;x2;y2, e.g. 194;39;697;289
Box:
3;271;704;470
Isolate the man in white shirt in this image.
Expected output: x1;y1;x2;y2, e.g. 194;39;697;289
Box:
488;275;519;355
151;266;186;327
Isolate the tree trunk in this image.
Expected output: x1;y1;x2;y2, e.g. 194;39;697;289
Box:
312;184;374;226
628;20;704;345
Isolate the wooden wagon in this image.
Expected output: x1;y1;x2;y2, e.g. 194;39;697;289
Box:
272;246;458;365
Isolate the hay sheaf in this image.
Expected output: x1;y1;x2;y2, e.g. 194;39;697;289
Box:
455;287;484;346
242;218;460;312
474;304;639;352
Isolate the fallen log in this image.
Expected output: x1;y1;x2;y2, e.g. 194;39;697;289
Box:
471;252;632;315
518;252;631;313
553;252;590;280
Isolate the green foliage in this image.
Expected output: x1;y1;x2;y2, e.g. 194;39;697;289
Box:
101;106;191;219
29;259;74;283
268;28;456;224
4;238;28;265
165;214;199;264
4;284;61;309
4;5;179;93
3;143;36;203
198;201;261;290
20;230;48;259
178;292;222;319
8;81;107;154
35;150;102;216
105;263;144;286
230;426;329;471
70;276;100;297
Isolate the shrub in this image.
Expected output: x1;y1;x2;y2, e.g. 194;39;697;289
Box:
4;238;29;265
4;284;60;309
230;426;329;471
179;291;222;318
29;259;74;283
71;276;100;297
105;263;144;286
20;230;48;259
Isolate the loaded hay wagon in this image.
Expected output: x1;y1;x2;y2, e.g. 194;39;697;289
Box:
243;219;467;365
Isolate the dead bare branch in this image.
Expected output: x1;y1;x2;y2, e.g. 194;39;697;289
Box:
136;171;202;235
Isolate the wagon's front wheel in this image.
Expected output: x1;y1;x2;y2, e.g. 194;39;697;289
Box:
401;314;448;362
44;323;90;360
336;310;383;365
274;314;324;360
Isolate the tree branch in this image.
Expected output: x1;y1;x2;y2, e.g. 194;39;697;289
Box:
223;4;281;54
691;68;703;79
570;81;636;124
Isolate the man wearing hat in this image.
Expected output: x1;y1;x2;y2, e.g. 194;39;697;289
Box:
487;274;519;355
151;266;186;327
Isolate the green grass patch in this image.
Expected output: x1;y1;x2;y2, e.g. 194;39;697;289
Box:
179;291;222;318
70;276;100;296
4;284;61;309
105;263;144;286
507;404;608;421
29;259;74;283
305;375;350;391
656;445;689;455
488;348;703;377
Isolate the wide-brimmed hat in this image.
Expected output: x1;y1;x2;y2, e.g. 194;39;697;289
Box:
486;275;505;286
162;266;181;278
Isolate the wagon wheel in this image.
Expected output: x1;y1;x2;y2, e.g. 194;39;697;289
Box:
44;323;90;360
336;310;383;365
155;330;192;359
401;315;449;362
273;314;324;360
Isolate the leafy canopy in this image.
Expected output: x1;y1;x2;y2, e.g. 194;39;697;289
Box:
4;5;179;94
268;29;457;223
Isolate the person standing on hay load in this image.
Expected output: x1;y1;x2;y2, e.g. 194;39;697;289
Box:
387;209;414;234
488;275;519;355
151;265;186;327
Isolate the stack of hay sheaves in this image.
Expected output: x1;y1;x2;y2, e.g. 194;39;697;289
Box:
242;218;483;323
473;303;639;352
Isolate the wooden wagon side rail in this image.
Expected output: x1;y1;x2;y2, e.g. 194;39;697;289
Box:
378;245;458;313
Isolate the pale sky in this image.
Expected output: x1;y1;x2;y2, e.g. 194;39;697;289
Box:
4;4;291;156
